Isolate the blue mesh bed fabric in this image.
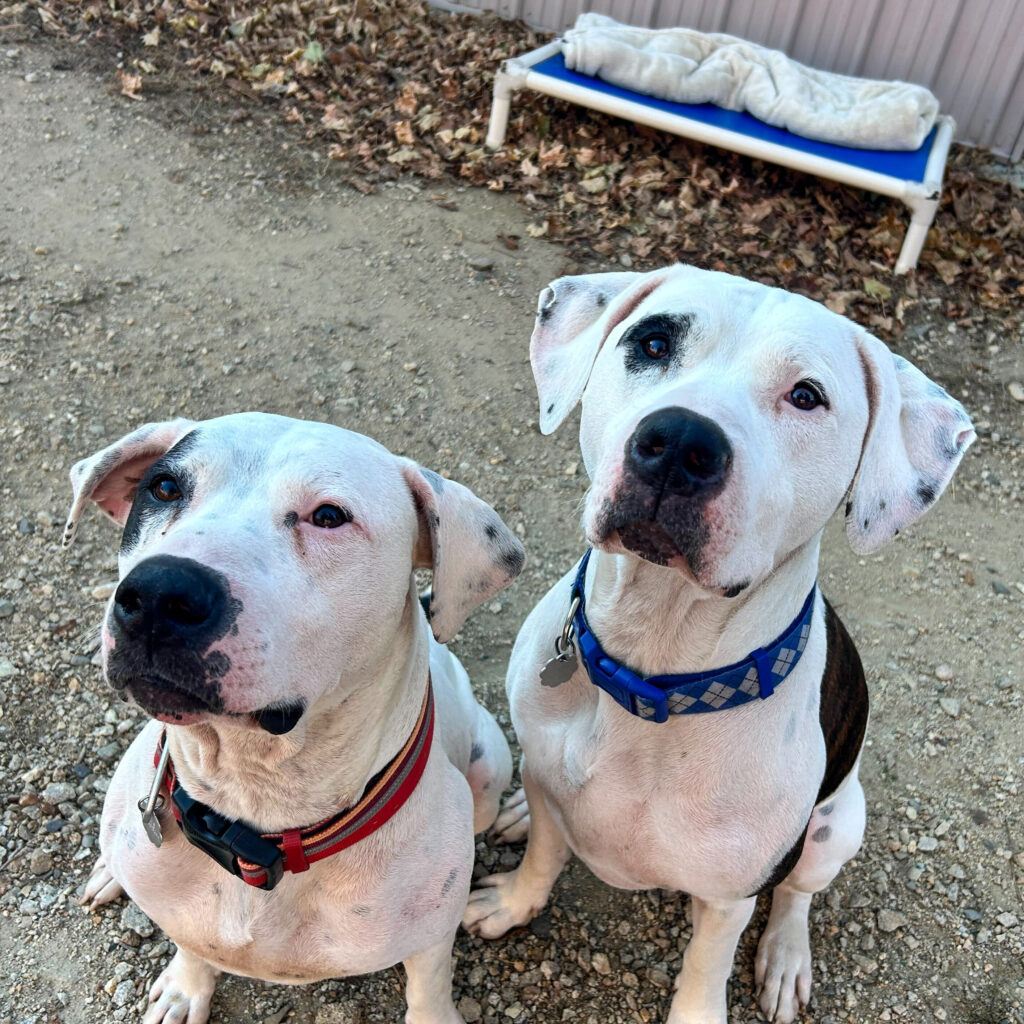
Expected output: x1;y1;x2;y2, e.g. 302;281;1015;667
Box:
532;53;936;183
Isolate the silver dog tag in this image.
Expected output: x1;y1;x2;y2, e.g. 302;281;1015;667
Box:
138;742;171;847
540;646;578;687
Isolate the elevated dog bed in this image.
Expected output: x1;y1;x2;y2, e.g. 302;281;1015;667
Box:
486;40;954;274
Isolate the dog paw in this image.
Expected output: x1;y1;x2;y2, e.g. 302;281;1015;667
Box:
754;923;812;1023
144;950;216;1024
462;870;544;939
80;854;125;911
490;787;529;845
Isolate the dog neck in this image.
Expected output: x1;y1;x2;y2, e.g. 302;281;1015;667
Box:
582;535;821;680
163;578;430;833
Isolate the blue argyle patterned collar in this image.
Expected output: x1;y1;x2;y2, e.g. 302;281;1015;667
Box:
570;550;817;723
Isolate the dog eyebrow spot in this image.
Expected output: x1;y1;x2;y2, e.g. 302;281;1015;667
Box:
917;481;937;505
470;743;484;762
283;511;298;528
811;825;832;843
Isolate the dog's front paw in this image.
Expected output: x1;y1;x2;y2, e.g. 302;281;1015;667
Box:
754;922;812;1023
490;787;530;845
144;949;217;1024
80;854;125;911
462;871;545;939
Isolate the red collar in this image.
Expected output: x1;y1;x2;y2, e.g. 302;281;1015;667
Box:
153;680;434;890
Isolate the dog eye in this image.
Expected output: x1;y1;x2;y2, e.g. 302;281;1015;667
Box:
788;380;828;411
149;474;183;502
639;334;671;361
310;504;352;529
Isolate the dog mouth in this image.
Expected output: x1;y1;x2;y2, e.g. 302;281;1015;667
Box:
113;671;224;722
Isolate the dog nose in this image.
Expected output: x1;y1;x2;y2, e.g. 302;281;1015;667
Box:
628;407;732;495
113;555;228;643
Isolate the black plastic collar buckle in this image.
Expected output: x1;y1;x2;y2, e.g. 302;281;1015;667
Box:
171;784;284;891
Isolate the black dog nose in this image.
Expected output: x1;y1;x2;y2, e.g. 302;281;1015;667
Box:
113;555;228;643
629;407;733;495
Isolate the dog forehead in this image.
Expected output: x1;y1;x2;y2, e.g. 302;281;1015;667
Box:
173;413;400;496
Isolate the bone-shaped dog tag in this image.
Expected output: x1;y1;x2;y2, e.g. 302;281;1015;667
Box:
138;742;171;847
540;647;578;688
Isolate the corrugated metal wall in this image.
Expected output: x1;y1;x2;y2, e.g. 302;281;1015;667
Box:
450;0;1024;157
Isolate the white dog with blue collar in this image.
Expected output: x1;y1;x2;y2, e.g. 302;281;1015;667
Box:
463;265;974;1024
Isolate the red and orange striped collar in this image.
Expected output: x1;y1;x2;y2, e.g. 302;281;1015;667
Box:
152;680;435;890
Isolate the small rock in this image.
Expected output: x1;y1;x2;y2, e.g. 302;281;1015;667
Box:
934;664;953;681
592;951;612;975
17;517;35;535
992;580;1010;595
28;849;54;875
42;781;77;804
488;601;502;614
340;359;356;373
877;908;908;932
1008;381;1024;403
939;697;961;718
120;902;155;937
0;659;16;678
647;967;671;989
458;996;482;1023
111;980;134;1008
917;835;938;852
0;599;14;617
467;256;494;272
996;912;1019;928
91;582;116;600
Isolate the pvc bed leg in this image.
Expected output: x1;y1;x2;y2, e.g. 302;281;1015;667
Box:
487;70;514;150
895;196;938;274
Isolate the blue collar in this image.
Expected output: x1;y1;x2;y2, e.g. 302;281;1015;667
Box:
568;549;817;723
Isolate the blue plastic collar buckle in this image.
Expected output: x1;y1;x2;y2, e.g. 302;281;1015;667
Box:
574;604;670;722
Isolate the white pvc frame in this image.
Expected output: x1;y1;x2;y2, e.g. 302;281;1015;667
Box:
487;42;954;274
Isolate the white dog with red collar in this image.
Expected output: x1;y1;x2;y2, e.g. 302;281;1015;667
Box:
463;265;973;1024
67;413;524;1024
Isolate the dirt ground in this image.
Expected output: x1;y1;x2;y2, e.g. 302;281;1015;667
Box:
1;33;1022;1024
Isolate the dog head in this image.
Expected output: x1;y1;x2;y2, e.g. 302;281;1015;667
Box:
531;264;974;594
65;413;523;730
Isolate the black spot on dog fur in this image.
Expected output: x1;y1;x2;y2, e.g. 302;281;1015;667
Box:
283;511;299;528
595;292;607;307
844;501;852;517
470;743;484;763
811;825;832;843
440;867;459;896
547;403;555;414
498;543;525;578
917;480;937;505
819;803;834;816
484;521;500;541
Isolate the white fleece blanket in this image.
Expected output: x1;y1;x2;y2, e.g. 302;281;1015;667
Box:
563;13;939;150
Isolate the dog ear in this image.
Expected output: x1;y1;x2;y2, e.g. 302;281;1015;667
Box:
845;332;974;555
64;418;196;547
401;464;525;644
531;270;671;434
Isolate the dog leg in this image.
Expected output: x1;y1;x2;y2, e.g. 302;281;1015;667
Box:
80;853;125;911
462;766;569;938
755;770;866;1023
466;709;513;835
403;932;463;1024
490;785;530;845
669;895;756;1024
144;947;219;1024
